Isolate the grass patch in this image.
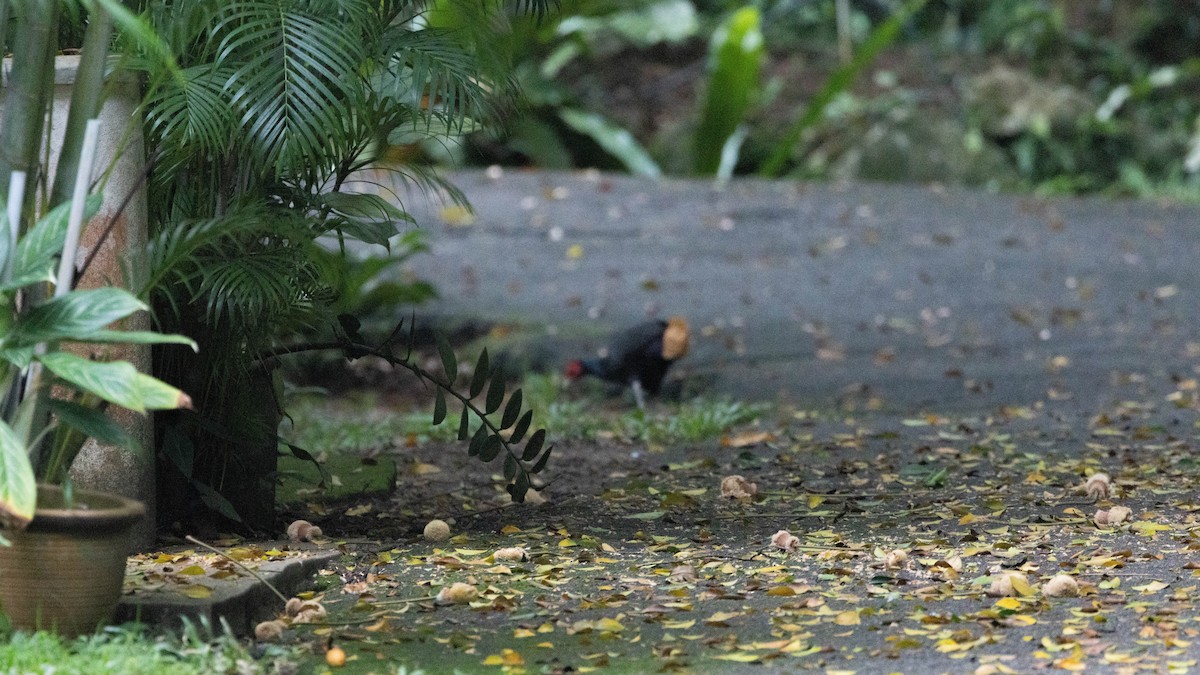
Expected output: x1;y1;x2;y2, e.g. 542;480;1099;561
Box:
0;620;294;675
281;391;457;455
619;397;771;444
522;373;771;444
282;376;774;456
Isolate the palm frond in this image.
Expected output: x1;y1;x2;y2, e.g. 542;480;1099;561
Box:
144;64;238;160
195;246;326;332
382;28;507;134
212;1;369;174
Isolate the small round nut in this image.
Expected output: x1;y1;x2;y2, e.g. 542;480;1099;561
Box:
424;519;451;542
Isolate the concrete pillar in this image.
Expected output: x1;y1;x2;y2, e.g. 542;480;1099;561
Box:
11;56;156;551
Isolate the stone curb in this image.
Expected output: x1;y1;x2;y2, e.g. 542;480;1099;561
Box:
116;547;341;636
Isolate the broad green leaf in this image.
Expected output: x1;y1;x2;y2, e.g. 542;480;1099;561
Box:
128;372;193;411
47;400;137;450
12;289;147;345
0;420;35;529
485;368;505;414
193;482;242;523
510;410;533;445
500;388;522;430
69;330;197;350
0;346;36;370
521;428;545;462
37;352;191;413
469;348;489;398
437;336;457;386
10;196;100;286
693;7;763;174
321;192;412;248
503;454;517;481
559;108;662;178
432;389;447;425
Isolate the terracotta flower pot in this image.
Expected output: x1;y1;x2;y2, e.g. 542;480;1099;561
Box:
0;484;145;636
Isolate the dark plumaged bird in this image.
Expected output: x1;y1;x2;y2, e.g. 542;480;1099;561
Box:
564;317;690;409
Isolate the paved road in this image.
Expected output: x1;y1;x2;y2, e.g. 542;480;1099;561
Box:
360;168;1200;414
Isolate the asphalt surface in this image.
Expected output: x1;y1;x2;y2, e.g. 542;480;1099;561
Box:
276;170;1200;674
361;168;1200;414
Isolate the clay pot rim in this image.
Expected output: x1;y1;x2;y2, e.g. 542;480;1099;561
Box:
28;484;145;534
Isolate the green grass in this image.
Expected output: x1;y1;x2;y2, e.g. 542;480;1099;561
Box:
283;375;774;456
619;397;771;444
521;373;771;444
0;619;295;675
281;391;457;456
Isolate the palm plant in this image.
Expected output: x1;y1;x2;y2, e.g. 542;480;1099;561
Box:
127;0;555;529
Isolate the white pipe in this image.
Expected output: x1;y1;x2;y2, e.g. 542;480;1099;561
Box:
54;118;102;297
5;171;26;282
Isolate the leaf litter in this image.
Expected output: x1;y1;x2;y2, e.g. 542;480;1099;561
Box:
254;385;1200;674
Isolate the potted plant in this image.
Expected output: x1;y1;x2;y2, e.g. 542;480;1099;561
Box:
0;186;195;636
0;2;194;636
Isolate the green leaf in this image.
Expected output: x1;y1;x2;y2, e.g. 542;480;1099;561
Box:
510;410;533;445
503;454;518;481
436;336;457;386
68;330;197;350
193;482;242;523
693;7;763;174
432;389;447;425
468;424;488;457
469;348;489;398
47;400;137;450
162;426;194;478
12;289;147;346
479;434;502;462
0;420;35;530
627;510;666;521
558;108;662;178
485;368;505;414
528;444;553;474
508;471;531;503
760;0;929;176
521;429;546;462
500;388;523;430
9;196;101;289
37;352;191;413
457;407;470;441
320;192;412;248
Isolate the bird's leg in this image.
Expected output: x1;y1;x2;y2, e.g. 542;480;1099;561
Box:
631;378;647;410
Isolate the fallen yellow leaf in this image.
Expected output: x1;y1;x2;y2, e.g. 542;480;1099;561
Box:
834;610;861;626
182;584;212;599
994;597;1022;610
712;652;760;663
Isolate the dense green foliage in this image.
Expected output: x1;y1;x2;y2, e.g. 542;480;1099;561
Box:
464;0;1200;198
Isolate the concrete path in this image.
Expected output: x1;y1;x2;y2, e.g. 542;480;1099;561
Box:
365;169;1200;413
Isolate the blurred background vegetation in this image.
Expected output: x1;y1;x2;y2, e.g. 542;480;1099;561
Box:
402;0;1200;199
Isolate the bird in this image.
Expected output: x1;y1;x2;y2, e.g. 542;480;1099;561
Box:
563;316;690;409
